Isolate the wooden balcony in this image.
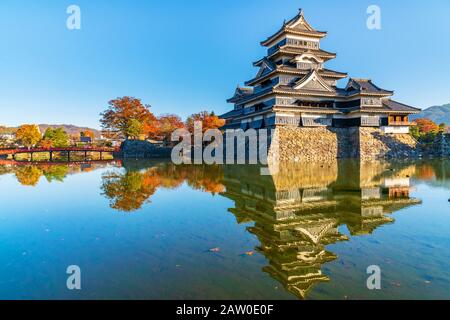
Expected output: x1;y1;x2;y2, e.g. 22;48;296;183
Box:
388;116;409;126
388;121;410;126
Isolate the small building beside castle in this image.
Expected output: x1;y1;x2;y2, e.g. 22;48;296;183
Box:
221;9;420;136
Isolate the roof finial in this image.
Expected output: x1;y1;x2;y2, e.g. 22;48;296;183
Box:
299;8;304;16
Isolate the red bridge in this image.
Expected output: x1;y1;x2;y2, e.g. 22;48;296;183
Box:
0;147;119;161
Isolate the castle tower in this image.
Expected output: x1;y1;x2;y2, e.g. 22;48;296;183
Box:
221;9;420;134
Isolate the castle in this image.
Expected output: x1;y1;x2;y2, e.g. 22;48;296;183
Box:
221;10;421;160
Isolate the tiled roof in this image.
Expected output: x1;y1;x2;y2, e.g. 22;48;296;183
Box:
245;65;347;86
227;86;254;103
260;10;327;46
342;99;421;114
321;68;348;77
267;47;337;61
381;100;421;113
227;86;274;105
220;108;244;119
277;66;347;78
346;78;393;95
275;85;341;97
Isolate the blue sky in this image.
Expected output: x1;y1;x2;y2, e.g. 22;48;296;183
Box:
1;0;449;128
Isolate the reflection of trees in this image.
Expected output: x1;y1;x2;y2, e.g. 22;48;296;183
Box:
414;160;450;189
15;165;70;186
101;169;162;212
220;160;423;299
101;163;225;212
42;165;69;182
0;162;113;186
173;165;225;194
15;166;43;186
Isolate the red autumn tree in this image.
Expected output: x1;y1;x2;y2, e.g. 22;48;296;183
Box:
185;111;225;133
100;96;157;140
413;118;439;134
156;114;185;142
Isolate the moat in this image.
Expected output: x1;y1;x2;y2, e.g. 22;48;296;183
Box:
0;159;449;299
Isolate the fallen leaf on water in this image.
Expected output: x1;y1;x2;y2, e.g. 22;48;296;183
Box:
209;247;220;252
245;251;255;256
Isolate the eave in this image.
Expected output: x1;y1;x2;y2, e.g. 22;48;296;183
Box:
273;106;339;114
261;28;327;47
343;107;421;115
245;67;347;87
253;47;337;67
269;47;337;62
273;88;340;98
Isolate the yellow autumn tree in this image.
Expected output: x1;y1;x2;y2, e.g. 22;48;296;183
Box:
16;124;41;149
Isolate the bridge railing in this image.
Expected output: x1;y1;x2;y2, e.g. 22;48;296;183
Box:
0;147;119;155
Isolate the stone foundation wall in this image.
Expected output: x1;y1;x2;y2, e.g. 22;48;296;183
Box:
267;126;421;161
118;140;172;158
272;127;349;162
357;127;420;160
117;127;429;161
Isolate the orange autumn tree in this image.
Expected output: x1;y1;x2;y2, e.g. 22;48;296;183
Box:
156;114;185;143
185;111;225;133
413;118;440;134
100;96;157;140
39;138;53;149
80;130;95;139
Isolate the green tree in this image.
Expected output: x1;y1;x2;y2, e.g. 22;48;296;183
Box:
43;128;70;148
438;123;447;133
15;124;41;149
125;119;144;140
410;125;420;140
43;165;69;182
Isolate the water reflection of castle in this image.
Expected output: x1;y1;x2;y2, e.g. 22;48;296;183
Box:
220;161;421;299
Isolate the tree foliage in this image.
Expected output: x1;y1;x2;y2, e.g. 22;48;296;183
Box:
101;164;224;212
15;166;42;186
43;128;70;148
185;111;225;133
15;124;41;148
39;138;53;149
125;118;144;140
80;130;95;139
410;118;447;143
100;96;157;140
156;114;185;142
414;118;440;134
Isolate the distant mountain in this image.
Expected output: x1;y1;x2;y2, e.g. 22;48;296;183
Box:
37;124;102;137
0;124;101;137
410;104;450;125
